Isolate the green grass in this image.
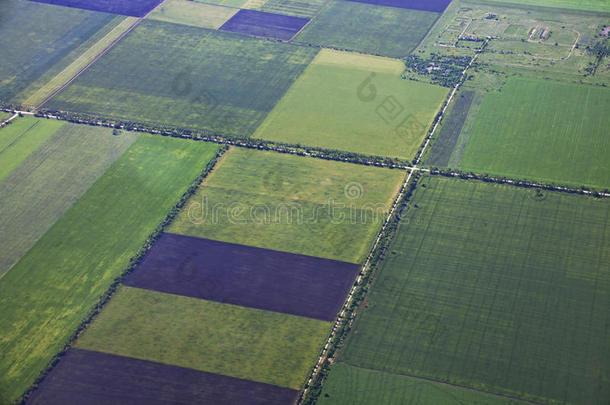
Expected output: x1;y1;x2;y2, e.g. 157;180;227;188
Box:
169;147;404;263
0;111;11;121
194;0;247;8
0;116;65;181
148;0;238;29
318;364;522;404
254;50;448;160
476;0;610;13
0;0;115;104
295;1;439;58
339;176;610;404
76;286;331;389
0;136;220;403
47;20;318;136
0;123;137;276
458;78;610;190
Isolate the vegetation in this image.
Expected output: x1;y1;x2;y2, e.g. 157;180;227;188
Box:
404;53;473;87
47;20;318;136
0;123;137;276
0;0;115;104
0;116;65;181
459;78;610;190
474;0;610;13
260;0;327;18
148;0;238;29
76;286;331;389
254;50;448;160
169;147;405;263
295;1;440;58
318;364;521;404
339;176;610;404
0;135;219;403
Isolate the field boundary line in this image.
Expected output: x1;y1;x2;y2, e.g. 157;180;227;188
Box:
341;363;543;405
34;0;170;111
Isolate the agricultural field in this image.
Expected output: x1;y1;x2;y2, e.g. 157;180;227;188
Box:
0;122;137;276
345;0;452;12
124;233;359;321
0;0;116;104
294;1;440;58
47;20;318;136
338;176;610;404
148;0;238;29
0;116;65;181
254;49;448;160
169;147;405;263
29;348;298;405
259;0;328;18
29;0;164;16
477;0;610;13
75;286;331;389
318;364;521;404
0;136;219;403
219;9;309;40
457;78;610;190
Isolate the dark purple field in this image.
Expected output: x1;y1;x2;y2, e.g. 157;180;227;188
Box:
344;0;450;12
27;348;298;405
124;233;359;322
219;9;309;41
27;0;164;17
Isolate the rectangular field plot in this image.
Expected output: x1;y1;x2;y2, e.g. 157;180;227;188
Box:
458;78;610;190
124;233;359;321
344;0;451;12
0;122;137;276
254;50;448;160
219;9;309;40
259;0;327;18
47;20;317;136
169;147;405;263
28;349;297;405
477;0;610;13
28;0;164;17
0;117;64;181
339;176;610;404
148;0;238;29
0;0;115;104
76;287;331;390
425;90;475;167
294;1;439;58
0;136;219;403
318;364;520;405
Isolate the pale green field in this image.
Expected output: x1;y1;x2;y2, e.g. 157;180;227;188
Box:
77;286;331;390
254;50;448;160
169;147;405;263
476;0;610;12
149;0;238;29
0;116;65;181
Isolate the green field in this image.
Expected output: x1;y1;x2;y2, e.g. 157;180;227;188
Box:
318;364;521;404
259;0;328;18
295;1;439;58
194;0;247;8
0;123;137;276
47;20;318;136
254;50;448;160
0;116;65;181
0;111;11;121
77;286;330;389
339;176;610;404
458;78;610;190
0;0;116;104
148;0;238;29
0;136;219;402
169;147;404;263
476;0;610;12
